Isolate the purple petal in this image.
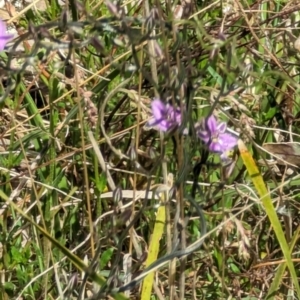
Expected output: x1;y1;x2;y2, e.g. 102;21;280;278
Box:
166;105;175;118
158;120;169;131
147;117;174;132
197;130;210;143
166;105;181;123
209;141;223;153
219;133;238;151
149;98;183;132
151;99;165;120
0;20;13;51
147;118;157;127
0;36;12;51
174;108;182;124
196;113;238;154
165;103;173;113
206;115;217;133
0;40;7;51
195;121;210;142
217;122;227;133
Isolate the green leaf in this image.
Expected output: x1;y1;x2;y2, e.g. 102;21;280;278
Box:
263;107;277;120
100;248;114;269
3;282;15;292
11;247;25;264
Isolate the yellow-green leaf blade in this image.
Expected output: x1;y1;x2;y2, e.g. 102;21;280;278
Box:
238;140;300;297
141;193;166;300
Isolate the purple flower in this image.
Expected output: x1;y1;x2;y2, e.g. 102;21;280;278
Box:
0;20;13;51
147;99;181;132
196;115;238;158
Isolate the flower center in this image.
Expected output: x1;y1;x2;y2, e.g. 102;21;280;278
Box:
212;133;219;142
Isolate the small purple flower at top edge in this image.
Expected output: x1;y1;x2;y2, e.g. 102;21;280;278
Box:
0;19;13;51
196;114;238;159
147;99;182;132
